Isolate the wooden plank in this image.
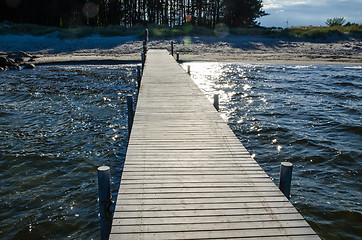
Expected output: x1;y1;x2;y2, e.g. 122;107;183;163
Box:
111;220;311;233
113;207;301;219
109;49;320;239
116;196;289;205
110;228;318;240
112;213;305;225
114;201;295;212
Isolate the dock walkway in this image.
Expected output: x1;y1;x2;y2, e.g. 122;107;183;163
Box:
110;49;320;239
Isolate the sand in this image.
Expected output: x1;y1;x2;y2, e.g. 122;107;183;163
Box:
0;34;361;65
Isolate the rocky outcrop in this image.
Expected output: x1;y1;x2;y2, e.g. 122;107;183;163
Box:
23;63;36;69
0;51;36;71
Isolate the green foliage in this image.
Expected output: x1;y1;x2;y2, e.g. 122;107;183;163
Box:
0;23;58;36
268;25;362;39
326;17;346;27
230;28;268;36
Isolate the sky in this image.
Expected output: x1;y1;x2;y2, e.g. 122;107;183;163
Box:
259;0;362;27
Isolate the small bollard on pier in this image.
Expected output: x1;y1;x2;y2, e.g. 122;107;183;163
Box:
279;162;293;199
176;52;180;62
187;65;191;75
213;94;219;111
145;28;149;42
171;41;174;56
143;40;147;54
98;166;113;240
127;95;134;137
141;52;145;69
137;66;142;90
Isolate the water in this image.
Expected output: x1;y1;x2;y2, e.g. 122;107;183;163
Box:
0;64;138;239
0;62;361;240
183;62;362;240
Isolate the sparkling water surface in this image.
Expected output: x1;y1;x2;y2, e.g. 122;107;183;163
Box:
0;62;361;240
0;64;138;239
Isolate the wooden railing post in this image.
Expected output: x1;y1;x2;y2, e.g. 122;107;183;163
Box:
279;162;293;199
141;52;145;69
171;41;174;56
137;66;141;90
143;40;147;54
98;166;112;240
127;95;134;137
213;94;219;111
145;28;149;42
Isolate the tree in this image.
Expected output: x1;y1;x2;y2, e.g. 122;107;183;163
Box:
0;0;268;29
222;0;267;27
326;17;346;27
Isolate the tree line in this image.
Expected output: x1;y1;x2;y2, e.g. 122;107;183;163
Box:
0;0;267;28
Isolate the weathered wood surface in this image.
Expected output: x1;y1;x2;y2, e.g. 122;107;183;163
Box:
110;49;320;240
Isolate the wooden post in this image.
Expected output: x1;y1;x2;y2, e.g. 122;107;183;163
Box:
279;162;293;199
176;52;179;62
145;28;149;42
98;166;112;240
171;41;174;56
137;65;141;79
127;95;134;137
187;65;191;75
143;40;147;54
213;94;219;111
141;52;145;69
137;66;141;90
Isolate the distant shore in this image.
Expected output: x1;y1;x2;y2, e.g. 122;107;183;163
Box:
1;34;361;66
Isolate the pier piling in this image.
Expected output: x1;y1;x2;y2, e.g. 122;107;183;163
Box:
213;94;219;111
171;41;174;56
127;95;134;137
279;162;293;199
97;166;112;240
137;66;141;89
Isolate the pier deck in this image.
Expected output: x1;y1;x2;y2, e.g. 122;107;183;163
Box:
110;49;320;239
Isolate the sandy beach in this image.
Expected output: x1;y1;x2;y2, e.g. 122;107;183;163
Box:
1;34;361;65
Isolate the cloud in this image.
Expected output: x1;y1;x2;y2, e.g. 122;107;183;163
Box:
260;0;362;27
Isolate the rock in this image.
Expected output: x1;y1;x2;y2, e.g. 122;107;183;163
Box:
8;51;32;58
23;63;35;69
7;57;15;65
8;64;21;71
0;57;7;67
14;57;24;63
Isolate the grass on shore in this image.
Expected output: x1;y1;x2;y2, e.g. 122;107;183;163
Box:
273;25;362;39
0;22;361;40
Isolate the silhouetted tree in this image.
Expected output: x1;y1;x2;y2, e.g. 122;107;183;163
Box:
223;0;267;27
0;0;267;28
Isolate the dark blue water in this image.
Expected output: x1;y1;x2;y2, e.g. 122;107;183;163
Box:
0;64;138;239
183;63;362;240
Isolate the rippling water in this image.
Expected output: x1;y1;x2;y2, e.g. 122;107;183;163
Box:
183;62;362;240
0;64;138;239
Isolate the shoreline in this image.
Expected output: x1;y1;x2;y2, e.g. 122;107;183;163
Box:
1;34;361;66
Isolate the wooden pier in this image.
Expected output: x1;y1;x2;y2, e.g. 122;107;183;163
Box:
109;49;320;239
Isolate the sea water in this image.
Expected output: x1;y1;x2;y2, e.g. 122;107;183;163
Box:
0;63;361;240
0;64;138;239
